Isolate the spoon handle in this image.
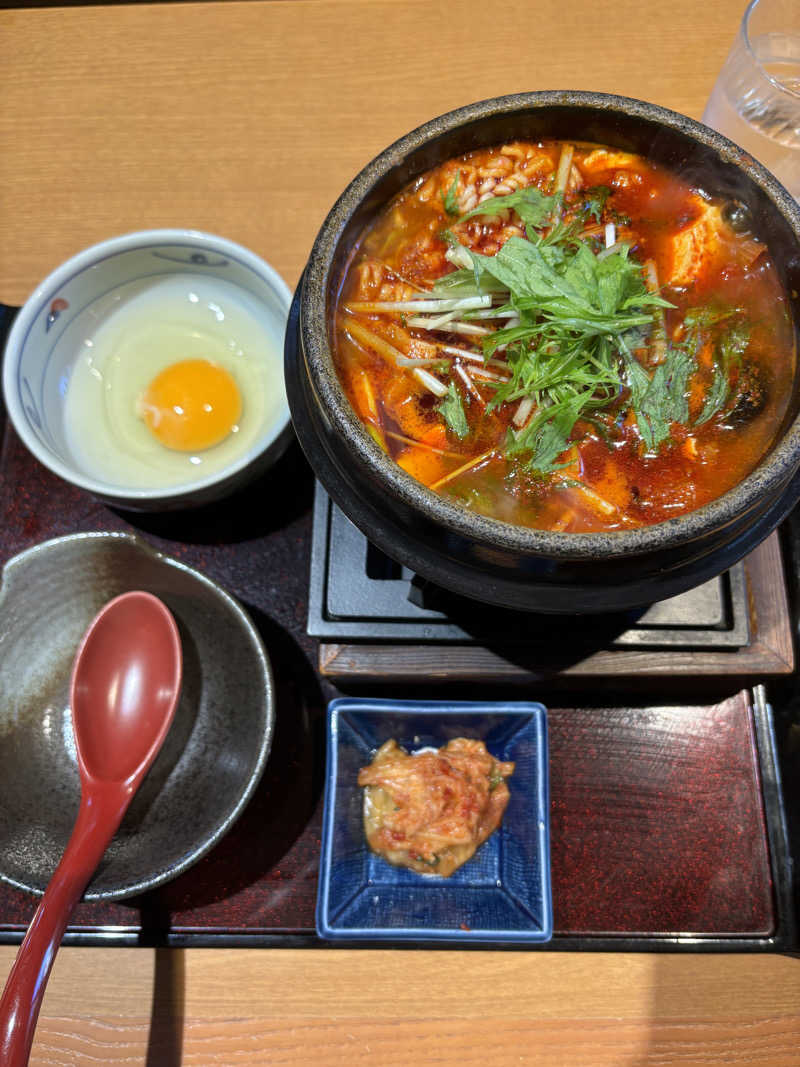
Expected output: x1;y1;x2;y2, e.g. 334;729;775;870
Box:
0;781;131;1067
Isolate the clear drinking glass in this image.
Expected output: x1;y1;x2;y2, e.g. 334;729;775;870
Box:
702;0;800;198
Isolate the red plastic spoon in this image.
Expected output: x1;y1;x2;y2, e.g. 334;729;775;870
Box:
0;591;182;1067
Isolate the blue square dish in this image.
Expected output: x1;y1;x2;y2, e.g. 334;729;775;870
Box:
316;698;551;943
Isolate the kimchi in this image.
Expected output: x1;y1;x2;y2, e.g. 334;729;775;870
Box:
358;738;514;876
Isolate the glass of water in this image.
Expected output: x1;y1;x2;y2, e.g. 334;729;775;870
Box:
703;0;800;198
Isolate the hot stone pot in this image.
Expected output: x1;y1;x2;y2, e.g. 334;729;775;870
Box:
285;91;800;613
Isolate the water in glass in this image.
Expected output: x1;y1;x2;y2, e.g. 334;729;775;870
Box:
703;6;800;198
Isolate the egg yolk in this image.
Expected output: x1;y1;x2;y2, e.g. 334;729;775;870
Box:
138;359;242;452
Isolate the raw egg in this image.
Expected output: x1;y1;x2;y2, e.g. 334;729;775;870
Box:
63;274;285;489
138;359;243;452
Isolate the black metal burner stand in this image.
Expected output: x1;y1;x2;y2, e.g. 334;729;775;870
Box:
309;485;751;649
309;481;795;686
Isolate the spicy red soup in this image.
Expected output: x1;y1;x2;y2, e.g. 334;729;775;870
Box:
332;141;796;532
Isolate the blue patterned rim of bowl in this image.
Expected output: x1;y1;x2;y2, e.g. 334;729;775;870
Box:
2;229;292;508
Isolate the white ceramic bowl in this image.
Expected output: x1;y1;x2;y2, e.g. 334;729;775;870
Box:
2;229;293;510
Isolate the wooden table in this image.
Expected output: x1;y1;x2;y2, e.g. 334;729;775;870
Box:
1;2;799;1064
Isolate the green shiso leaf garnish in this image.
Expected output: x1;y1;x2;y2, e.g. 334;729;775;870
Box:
423;188;751;474
432;224;674;471
438;380;470;439
442;172;461;216
458;186;557;234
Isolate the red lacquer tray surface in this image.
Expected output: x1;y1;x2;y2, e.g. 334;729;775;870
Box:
0;422;777;943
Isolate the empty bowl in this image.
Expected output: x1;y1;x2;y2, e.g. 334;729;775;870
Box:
2;229;292;510
0;531;274;899
317;698;552;943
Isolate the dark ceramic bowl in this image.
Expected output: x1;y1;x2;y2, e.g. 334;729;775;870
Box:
0;532;274;900
285;91;800;613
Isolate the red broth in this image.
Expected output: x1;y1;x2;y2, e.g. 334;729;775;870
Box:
332;141;796;532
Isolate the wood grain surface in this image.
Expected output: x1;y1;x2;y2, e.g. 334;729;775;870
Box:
0;0;738;306
2;2;800;1065
0;946;798;1065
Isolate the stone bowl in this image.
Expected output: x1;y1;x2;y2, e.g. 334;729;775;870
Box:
285;91;800;612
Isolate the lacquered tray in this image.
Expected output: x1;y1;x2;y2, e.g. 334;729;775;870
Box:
0;302;796;951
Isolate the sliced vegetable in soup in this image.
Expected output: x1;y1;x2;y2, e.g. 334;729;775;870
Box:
332;141;796;532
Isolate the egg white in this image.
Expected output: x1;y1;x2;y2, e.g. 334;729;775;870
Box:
63;274;284;489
